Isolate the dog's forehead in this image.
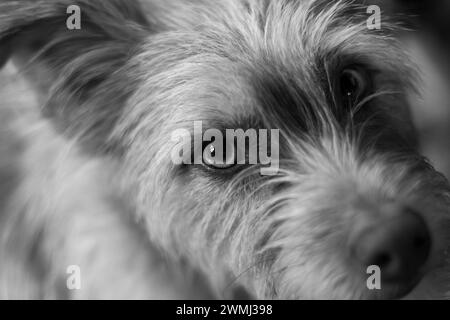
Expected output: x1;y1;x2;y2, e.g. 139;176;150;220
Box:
173;62;316;133
195;53;330;133
165;56;329;137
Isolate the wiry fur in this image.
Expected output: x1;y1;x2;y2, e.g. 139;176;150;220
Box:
0;0;449;299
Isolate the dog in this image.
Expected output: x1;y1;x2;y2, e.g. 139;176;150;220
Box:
0;0;449;299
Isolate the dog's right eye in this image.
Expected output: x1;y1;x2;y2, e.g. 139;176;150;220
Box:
202;140;236;170
339;67;371;105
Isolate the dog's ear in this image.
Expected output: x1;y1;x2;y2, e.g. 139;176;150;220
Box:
0;0;153;152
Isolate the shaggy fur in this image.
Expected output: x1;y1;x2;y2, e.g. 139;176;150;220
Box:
0;0;449;299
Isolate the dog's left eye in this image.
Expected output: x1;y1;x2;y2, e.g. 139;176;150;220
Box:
202;141;236;170
340;68;370;104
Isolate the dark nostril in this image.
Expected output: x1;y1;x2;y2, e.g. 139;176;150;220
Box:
352;209;431;284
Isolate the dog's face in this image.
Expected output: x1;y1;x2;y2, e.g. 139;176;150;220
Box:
2;0;449;299
111;1;450;299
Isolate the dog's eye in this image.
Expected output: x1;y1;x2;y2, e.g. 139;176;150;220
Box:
340;68;369;104
202;141;236;170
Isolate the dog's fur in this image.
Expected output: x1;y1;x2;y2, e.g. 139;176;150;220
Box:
0;0;449;299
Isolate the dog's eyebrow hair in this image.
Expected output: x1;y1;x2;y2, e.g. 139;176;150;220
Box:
250;70;325;134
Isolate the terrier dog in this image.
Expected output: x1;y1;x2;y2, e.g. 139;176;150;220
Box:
0;0;449;299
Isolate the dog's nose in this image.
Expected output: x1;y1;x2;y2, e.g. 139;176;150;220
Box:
352;209;431;284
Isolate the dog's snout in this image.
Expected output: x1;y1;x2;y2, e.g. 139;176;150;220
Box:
351;209;431;285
